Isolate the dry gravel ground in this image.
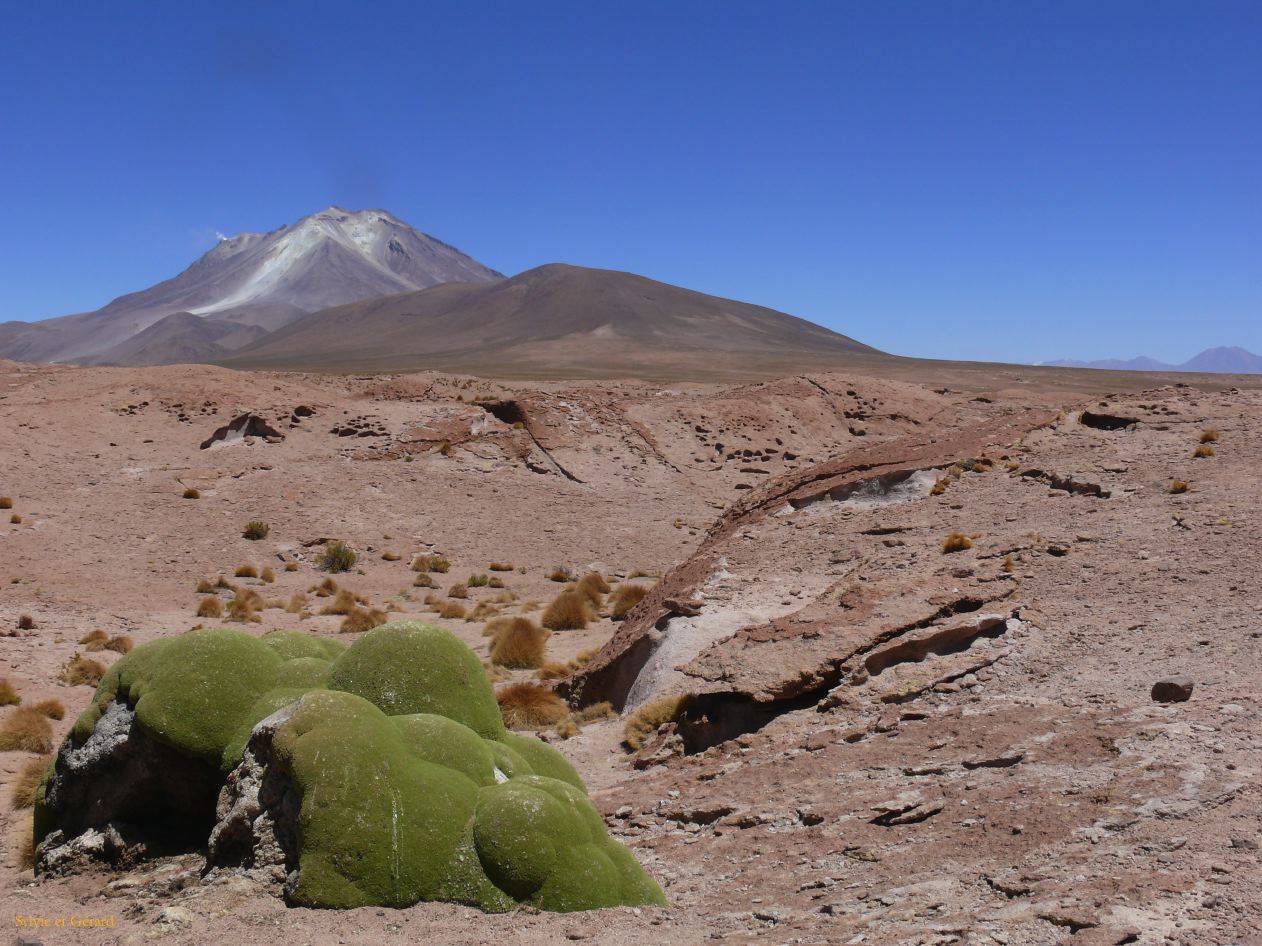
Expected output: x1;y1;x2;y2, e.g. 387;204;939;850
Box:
0;359;1259;946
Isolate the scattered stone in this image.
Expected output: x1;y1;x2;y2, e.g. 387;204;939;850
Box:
1151;676;1194;703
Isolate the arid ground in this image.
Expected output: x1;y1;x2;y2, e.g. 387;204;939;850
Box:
2;358;1259;945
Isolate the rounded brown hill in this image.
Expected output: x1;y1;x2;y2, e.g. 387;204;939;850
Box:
221;263;884;379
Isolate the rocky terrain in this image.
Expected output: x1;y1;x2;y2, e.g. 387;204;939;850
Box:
1;357;1259;945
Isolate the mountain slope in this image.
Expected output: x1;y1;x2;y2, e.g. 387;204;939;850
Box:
0;207;500;363
1046;345;1262;374
81;312;269;367
222;263;882;379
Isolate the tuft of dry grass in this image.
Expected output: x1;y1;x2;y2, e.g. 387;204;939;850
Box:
942;532;974;553
447;583;469;599
340;606;387;634
243;520;270;540
381;551;402;562
488;562;514;572
546;566;574;583
10;514;21;524
14;819;35;871
491;589;515;603
197;596;224;618
104;635;133;654
1193;444;1215;458
0;707;54;752
412;573;435;588
286;592;308;614
0;678;19;706
518;599;542;613
215;575;232;589
624;695;686;751
1200;428;1219;443
195;578;217;594
497;683;569;729
467;574;490;588
10;754;52;809
0;497;11;509
17;614;35;631
541;591;591;631
1002;554;1015;573
58;654;106;687
1170;479;1189;494
554;718;580;740
412;555;450;573
311;577;338;597
483;663;510;684
487;577;505;589
284;562;299;572
467;602;500;622
930;478;949;496
260;567;276;583
79;629;109;646
320;589;361;616
226;590;263;624
234;564;259;579
438;601;468;620
489;618;549;669
182;487;200;500
536;648;599;681
610;583;649;620
575;572;610;606
30;698;65;720
482;616;514;638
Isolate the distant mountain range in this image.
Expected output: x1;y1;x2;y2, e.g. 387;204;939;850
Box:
0;207;880;378
1044;347;1262;374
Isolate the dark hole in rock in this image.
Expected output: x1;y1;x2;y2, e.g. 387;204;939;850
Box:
200;413;285;449
1080;411;1138;431
478;400;527;426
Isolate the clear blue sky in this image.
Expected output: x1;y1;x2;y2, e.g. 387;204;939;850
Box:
2;1;1258;363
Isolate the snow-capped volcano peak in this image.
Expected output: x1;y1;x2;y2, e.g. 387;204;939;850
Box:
1;207;502;363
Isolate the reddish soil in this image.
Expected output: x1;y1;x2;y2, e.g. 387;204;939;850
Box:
1;359;1259;945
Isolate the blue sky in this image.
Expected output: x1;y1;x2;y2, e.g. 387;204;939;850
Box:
1;1;1258;363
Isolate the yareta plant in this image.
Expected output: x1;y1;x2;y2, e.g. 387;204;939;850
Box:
33;622;665;913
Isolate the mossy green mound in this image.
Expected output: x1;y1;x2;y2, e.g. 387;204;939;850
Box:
46;622;664;913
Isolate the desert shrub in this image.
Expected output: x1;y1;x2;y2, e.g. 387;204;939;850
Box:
382;551;402;562
79;629;109;646
1200;428;1219;443
284;562;300;572
1170;479;1189;494
58;654;104;686
243;521;270;540
547;566;574;583
467;574;490;588
195;578;217;594
438;601;467;620
942;532;973;553
311;577;338;597
1193;444;1215;458
320;542;357;573
482;616;514;638
286;592;309;614
518;599;542;613
215;575;232;589
260;567;276;583
487;577;505;588
0;708;53;753
491;589;514;603
10;753;52;809
573;701;616;725
468;602;500;622
930;478;949;496
554;718;580;739
497;683;569;729
234;564;259;579
412;573;435;588
0;678;19;706
104;635;134;654
412;555;450;573
488;562;514;572
321;589;360;616
624;695;686;750
182;487;200;499
0;497;11;509
198;600;225;623
575;573;610;606
1002;555;1015;573
538;648;599;681
489;619;549;669
15;820;34;870
340;607;387;634
483;662;510;683
10;514;21;524
17;614;35;631
30;698;65;720
542;591;590;631
610;583;649;620
447;583;469;599
226;590;263;624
